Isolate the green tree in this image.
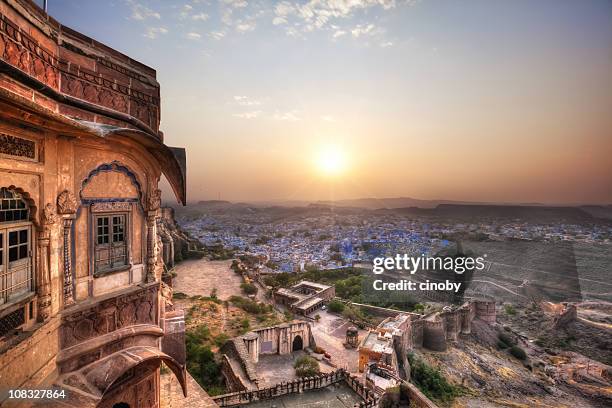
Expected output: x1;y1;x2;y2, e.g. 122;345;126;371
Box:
509;346;527;360
328;299;345;313
294;356;320;377
241;282;258;295
408;353;462;404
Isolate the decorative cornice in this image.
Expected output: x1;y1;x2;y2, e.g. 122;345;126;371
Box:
0;10;161;136
91;201;132;213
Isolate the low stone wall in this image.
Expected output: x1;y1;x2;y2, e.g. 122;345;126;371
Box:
220;338;259;390
349;301;409;319
0;316;61;395
220;355;248;392
404;382;438;408
212;369;377;407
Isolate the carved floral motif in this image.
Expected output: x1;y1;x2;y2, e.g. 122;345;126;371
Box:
57;190;78;214
41;203;57;225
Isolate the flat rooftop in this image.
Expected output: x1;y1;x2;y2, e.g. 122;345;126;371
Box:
367;372;399;390
380;314;409;330
276;288;309;302
294;296;324;310
360;331;394;354
292;281;332;291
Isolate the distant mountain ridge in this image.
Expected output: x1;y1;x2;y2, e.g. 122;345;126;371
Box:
168;198;612;222
311;197;565;209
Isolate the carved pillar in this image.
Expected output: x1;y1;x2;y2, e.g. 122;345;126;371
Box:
61;217;75;306
146;188;162;283
37;203;56;322
146;212;157;283
57;190;78;307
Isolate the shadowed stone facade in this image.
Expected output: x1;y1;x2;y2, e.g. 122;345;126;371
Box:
220;321;316;392
0;1;189;406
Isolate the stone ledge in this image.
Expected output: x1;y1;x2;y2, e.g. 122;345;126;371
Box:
56;324;164;365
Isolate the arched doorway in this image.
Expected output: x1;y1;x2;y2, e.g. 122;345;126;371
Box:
292;335;303;351
112;404;130;408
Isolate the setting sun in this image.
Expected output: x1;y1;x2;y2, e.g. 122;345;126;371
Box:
315;146;347;177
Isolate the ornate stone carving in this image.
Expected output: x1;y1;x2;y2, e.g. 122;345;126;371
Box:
36;202;57;321
0;133;36;159
147;188;162;212
1;10;160;132
145;214;157;283
0;17;58;89
90;201;132;213
57;190;78;214
60;284;158;350
37;229;52;322
62;215;76;308
145;187;162;283
41;202;57;225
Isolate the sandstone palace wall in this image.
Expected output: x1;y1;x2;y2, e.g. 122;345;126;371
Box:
0;0;188;406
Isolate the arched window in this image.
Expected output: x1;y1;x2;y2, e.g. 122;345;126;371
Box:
0;188;29;223
0;188;33;306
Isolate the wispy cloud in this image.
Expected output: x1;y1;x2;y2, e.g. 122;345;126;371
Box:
127;0;403;43
192;12;209;21
127;0;160;20
351;23;375;38
236;21;256;33
234;96;261;106
380;41;393;48
273;0;398;37
179;4;192;18
233;110;261;119
320;115;335;122
272;110;300;121
143;27;168;39
223;0;248;9
209;31;226;40
186;32;202;40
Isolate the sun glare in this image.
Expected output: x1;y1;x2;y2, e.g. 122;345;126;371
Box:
315;146;347;177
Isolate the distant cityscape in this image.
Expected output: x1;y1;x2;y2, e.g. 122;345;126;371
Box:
176;203;612;273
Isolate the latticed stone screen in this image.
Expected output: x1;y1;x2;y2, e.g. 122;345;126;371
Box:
0;307;25;337
0;134;36;159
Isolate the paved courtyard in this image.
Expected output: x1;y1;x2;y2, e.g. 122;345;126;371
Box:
255;351;315;387
307;310;367;374
172;258;242;300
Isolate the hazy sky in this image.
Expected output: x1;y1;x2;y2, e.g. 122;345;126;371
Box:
47;0;612;204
